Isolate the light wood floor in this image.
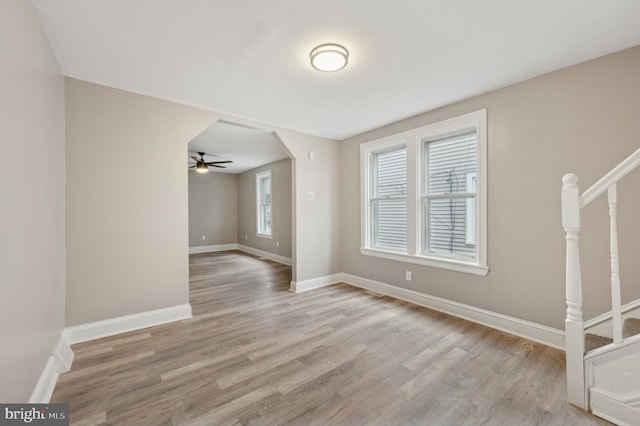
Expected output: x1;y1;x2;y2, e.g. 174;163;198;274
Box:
52;251;610;425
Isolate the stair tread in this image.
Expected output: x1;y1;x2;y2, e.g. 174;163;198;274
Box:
584;318;640;352
585;333;613;352
623;318;640;338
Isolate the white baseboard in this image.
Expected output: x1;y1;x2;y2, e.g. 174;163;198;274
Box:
189;243;293;267
237;244;292;267
339;273;565;350
29;356;58;404
53;329;73;372
29;329;73;403
590;387;640;426
31;305;192;402
189;244;238;254
66;304;193;345
289;274;342;293
284;271;564;349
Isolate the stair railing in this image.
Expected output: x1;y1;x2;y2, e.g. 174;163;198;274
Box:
561;147;640;409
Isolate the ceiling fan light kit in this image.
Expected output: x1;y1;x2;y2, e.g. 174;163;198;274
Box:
310;43;349;72
189;151;233;172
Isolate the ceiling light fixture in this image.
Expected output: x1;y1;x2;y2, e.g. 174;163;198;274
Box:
196;163;208;173
310;43;349;72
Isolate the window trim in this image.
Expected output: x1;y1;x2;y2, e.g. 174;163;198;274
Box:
360;109;488;276
256;170;272;239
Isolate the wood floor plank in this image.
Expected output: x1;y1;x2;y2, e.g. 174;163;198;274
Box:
51;250;610;425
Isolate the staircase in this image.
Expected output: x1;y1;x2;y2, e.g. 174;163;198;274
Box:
585;318;640;352
561;147;640;425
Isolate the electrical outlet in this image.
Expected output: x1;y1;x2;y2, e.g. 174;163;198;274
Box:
245;234;248;241
276;241;280;247
201;235;206;241
405;271;412;281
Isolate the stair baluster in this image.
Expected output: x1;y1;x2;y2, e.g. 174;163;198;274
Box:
608;184;623;344
562;147;640;417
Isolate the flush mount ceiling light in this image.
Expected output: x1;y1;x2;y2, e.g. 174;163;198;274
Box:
310;43;349;72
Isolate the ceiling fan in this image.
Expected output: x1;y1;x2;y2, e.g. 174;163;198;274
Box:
189;152;232;173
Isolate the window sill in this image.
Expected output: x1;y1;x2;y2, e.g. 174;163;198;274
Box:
360;247;489;276
257;233;272;239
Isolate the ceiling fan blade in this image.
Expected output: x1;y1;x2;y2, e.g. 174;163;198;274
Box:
189;165;196;168
205;160;232;165
210;165;226;168
190;156;201;162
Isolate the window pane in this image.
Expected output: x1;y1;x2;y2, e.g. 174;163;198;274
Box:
375;148;407;198
373;199;407;250
465;173;476;245
264;179;271;202
257;173;272;236
425;197;475;259
426;132;476;195
265;205;272;233
372;147;407;251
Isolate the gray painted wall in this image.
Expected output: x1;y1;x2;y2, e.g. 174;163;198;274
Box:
275;130;341;281
8;0;640;401
340;46;640;330
65;79;340;324
188;171;238;247
238;158;292;258
65;78;214;326
0;0;66;401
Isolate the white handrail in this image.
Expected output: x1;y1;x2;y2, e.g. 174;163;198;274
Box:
580;147;640;207
562;147;640;411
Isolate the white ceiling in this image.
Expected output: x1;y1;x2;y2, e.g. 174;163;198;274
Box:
33;0;640;140
188;121;288;174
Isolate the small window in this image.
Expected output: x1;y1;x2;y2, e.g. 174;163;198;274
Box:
256;170;272;237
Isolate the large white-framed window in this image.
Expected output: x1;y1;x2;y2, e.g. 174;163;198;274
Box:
361;109;488;276
256;170;272;238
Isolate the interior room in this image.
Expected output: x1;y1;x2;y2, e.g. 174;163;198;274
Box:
186;121;293;264
2;1;640;424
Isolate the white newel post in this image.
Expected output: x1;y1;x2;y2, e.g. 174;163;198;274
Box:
608;184;623;343
562;173;586;408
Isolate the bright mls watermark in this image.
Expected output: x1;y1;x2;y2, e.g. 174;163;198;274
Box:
0;404;68;425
